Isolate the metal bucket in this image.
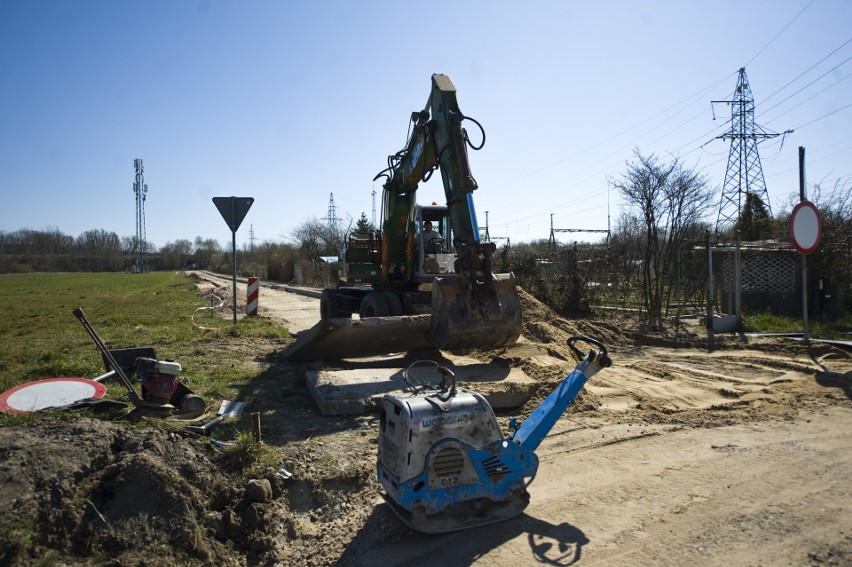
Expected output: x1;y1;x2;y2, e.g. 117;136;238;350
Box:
429;273;522;350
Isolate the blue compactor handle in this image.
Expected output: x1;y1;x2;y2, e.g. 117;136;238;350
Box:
511;336;611;452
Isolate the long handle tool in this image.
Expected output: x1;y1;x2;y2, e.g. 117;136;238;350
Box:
186;400;245;436
73;308;144;407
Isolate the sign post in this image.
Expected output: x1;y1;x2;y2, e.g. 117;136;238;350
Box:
213;197;254;324
790;147;822;344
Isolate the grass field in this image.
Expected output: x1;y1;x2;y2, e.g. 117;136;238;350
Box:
0;271;291;405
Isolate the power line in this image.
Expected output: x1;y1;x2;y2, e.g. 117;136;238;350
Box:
762;72;852;128
791;101;852;131
760;36;852;105
759;53;852;121
743;0;817;68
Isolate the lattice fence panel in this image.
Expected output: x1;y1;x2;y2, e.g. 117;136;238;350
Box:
721;250;795;294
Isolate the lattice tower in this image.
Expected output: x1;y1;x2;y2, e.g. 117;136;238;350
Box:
132;159;148;272
325;193;338;226
714;68;781;234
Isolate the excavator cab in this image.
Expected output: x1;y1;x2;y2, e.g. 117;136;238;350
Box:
414;205;455;279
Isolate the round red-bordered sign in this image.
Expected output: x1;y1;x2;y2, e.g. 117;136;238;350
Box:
0;378;106;414
790;200;822;255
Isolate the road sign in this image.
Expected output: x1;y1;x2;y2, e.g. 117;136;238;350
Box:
212;196;254;324
790;200;822;255
213;197;254;232
0;378;106;414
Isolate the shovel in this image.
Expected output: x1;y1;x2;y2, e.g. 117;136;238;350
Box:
185;400;245;436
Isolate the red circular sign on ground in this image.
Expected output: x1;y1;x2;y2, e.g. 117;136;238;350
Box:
0;378;106;414
790;200;822;255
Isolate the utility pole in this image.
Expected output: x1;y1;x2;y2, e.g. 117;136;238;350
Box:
712;68;789;234
132;159;148;273
548;213;610;251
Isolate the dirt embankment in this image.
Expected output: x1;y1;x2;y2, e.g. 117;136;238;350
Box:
2;276;850;566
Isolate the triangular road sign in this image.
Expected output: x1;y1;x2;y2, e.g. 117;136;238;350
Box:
213;197;254;232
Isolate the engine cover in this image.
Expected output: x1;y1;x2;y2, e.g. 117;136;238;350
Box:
134;357;181;401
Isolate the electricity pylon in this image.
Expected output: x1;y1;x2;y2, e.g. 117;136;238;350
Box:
712;67;786;234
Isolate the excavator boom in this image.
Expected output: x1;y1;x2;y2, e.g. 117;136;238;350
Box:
419;74;521;350
286;74;521;362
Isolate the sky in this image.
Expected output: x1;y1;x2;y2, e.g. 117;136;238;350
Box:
1;0;850;250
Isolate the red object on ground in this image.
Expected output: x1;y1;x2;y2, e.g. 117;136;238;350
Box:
0;378;106;414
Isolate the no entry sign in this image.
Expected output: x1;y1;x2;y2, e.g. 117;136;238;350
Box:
0;378;106;414
790;200;822;255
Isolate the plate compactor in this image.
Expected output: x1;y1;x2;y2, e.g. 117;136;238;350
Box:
377;336;612;534
73;308;204;419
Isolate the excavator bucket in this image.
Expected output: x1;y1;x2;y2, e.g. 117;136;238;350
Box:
430;273;522;351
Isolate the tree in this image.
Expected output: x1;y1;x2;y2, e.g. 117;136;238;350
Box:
160;239;193;269
354;212;374;235
121;235;154;255
193;237;223;268
733;192;773;240
291;216;351;260
803;178;852;317
609;150;713;329
76;229;121;253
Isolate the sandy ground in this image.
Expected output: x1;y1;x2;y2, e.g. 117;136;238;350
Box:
2;272;850;566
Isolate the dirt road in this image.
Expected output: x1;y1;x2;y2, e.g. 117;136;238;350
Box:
188;270;320;333
346;407;851;566
188;271;852;566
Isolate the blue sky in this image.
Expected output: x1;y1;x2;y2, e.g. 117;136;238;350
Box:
1;0;850;249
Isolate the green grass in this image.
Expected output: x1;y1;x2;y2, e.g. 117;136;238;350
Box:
741;310;852;338
0;272;292;403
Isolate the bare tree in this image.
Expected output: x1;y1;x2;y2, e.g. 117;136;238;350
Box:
290;216;352;261
160;239;194;269
610;150;713;329
192;237;223;268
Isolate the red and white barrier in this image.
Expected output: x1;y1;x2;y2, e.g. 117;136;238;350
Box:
246;277;259;317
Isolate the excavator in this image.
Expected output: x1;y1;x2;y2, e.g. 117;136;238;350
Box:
316;74;521;354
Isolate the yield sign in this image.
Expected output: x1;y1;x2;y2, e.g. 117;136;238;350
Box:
213;197;254;232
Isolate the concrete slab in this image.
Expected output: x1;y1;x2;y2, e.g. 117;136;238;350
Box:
305;356;537;416
280;315;433;362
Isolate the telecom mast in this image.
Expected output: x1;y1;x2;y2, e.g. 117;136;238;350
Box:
713;68;784;234
132;159;148;273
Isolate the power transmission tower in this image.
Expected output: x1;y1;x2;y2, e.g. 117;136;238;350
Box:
371;188;377;226
132;159;148;273
249;224;256;252
712;68;788;234
324;193;338;226
481;210;491;242
477;211;510;246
